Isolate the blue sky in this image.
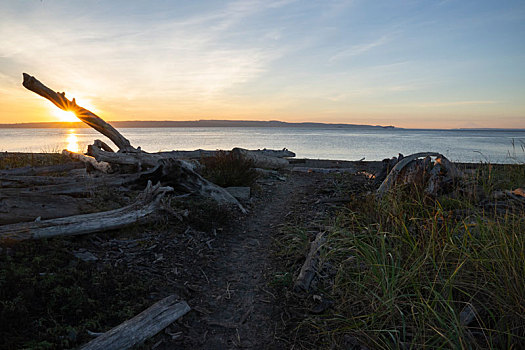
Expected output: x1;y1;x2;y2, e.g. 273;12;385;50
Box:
0;0;524;128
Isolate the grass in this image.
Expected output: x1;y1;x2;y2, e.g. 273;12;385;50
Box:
0;238;153;349
275;163;525;349
0;151;72;170
200;151;258;187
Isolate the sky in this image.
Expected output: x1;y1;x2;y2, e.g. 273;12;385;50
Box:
0;0;524;128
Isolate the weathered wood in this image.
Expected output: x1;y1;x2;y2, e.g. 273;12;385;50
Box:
79;296;190;350
62;149;112;173
88;143;162;168
22;73;135;151
291;167;356;174
158;148;295;159
0;162;83;176
137;159;247;213
0;182;172;242
232;147;289;169
0;194;88;225
294;232;325;292
377;152;441;197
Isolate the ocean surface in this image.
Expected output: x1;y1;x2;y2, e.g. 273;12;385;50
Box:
1;127;524;164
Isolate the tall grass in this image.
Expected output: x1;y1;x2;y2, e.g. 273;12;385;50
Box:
283;163;525;349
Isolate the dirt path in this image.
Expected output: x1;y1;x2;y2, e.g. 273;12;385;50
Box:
176;173;316;349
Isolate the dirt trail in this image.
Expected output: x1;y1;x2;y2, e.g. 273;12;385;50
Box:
177;173;315;349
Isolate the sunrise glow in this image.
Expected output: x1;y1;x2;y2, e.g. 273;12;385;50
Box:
52;108;79;122
65;130;79;152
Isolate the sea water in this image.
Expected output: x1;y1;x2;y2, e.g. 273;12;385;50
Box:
0;127;524;164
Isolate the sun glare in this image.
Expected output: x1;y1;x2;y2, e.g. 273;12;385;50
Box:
53;108;80;122
66;130;80;152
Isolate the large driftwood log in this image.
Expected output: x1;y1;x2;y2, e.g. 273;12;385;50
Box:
136;159;247;213
0;162;83;176
377;152;441;197
377;152;463;197
0;182;172;242
158;148;295;159
62;149;112;173
0;194;88;225
22;73;135;152
79;296;190;350
232;147;289;169
294;232;325;292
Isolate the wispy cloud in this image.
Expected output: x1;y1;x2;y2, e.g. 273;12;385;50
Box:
387;100;499;108
329;35;390;62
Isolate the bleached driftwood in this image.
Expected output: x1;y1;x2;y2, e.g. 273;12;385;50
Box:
377;152;441;197
0;194;88;225
0;182;172;242
232;147;289;169
22;74;247;212
22;73;135;152
136;159;246;213
291;167;356;174
62;149;112;173
377;152;463;197
0;162;83;176
158;148;295;159
294;232;325;293
79;296;190;350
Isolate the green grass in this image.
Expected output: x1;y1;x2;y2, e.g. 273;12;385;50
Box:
276;163;525;349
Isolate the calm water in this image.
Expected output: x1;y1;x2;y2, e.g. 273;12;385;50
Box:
1;127;524;163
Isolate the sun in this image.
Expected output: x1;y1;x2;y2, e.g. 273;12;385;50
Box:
53;108;80;122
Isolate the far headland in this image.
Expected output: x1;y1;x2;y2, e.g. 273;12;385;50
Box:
0;120;397;129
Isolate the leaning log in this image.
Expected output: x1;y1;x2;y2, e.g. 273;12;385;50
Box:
79;296;190;350
294;232;325;293
0;182;172;242
22;73;135;152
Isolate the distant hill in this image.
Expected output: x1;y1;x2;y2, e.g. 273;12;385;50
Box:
0;120;397;129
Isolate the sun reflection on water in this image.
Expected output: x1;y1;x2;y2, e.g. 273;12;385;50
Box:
66;129;79;152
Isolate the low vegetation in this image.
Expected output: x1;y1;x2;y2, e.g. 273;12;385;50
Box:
200;151;258;188
0;152;71;170
275;163;525;349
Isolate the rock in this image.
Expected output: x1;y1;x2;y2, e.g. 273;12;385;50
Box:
225;186;251;200
72;250;98;262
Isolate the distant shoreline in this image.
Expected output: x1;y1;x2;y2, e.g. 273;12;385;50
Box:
0;120;523;131
0;120;396;129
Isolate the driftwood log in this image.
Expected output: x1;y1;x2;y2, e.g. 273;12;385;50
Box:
0;182;172;242
21;74;249;211
157;148;295;159
62;149;112;173
79;296;190;350
294;232;325;293
377;152;463;197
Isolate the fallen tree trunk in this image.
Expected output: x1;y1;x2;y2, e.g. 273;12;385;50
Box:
232;147;289;169
136;159;247;213
0;194;89;225
0;182;172;242
62;149;112;173
0;162;83;176
294;232;325;293
22;73;135;152
79;296;190;350
158;148;295;159
377;152;441;197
